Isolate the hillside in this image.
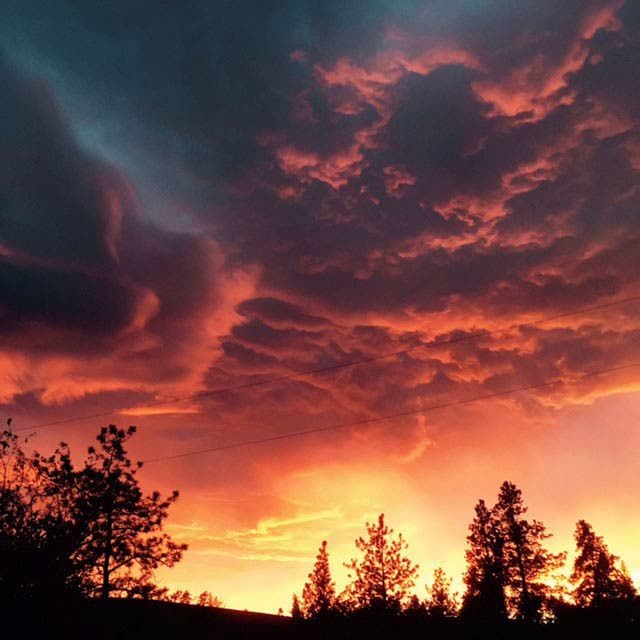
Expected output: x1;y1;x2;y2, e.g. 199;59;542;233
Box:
9;599;294;640
6;599;640;640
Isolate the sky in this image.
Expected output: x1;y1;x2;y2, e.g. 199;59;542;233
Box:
1;0;640;613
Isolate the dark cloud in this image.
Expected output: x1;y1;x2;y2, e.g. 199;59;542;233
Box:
0;54;226;388
384;66;491;171
0;55;117;267
236;297;328;328
231;319;324;351
0;256;139;337
0;0;410;214
0;56;141;340
1;0;639;435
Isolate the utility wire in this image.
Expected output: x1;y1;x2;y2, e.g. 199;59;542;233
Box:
142;362;640;464
13;293;640;434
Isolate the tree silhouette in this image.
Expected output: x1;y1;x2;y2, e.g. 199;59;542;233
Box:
461;499;507;622
167;589;192;604
197;591;223;607
73;425;187;598
301;540;337;619
291;593;303;620
404;593;426;616
425;567;458;618
571;520;636;608
343;513;418;613
0;423;186;600
493;481;565;622
0;426;45;598
0;427;85;599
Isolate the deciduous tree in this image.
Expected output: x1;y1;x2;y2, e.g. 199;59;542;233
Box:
0;427;85;598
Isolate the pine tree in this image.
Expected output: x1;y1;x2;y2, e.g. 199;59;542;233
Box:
493;482;565;622
72;425;187;598
301;540;336;618
405;594;426;616
343;514;419;613
461;499;507;622
291;593;303;620
198;591;223;607
426;567;459;618
571;520;636;607
168;590;184;603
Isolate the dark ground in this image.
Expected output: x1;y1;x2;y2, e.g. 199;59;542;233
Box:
4;599;639;640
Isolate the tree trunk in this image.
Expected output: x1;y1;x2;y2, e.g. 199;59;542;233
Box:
517;550;531;620
101;502;113;599
510;522;531;621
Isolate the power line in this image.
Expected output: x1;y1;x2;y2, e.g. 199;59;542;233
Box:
14;293;640;434
142;362;640;464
